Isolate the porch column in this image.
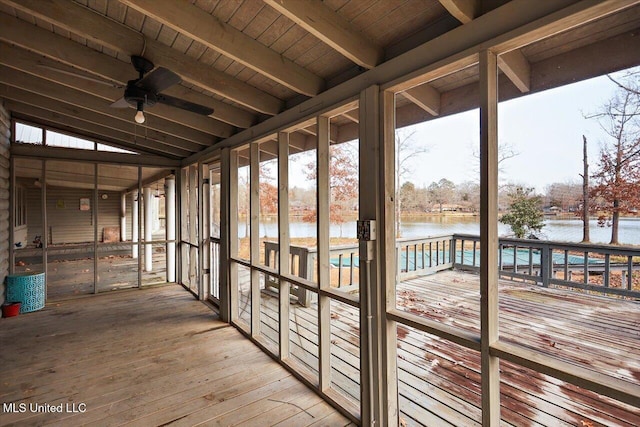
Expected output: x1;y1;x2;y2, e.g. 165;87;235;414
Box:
144;185;153;272
120;193;127;242
165;175;176;282
359;84;387;426
479;49;500;426
132;191;138;259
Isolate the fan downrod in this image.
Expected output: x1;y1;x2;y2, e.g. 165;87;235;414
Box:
131;55;154;76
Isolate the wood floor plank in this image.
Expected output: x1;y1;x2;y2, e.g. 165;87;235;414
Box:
239;386;326;427
272;400;352;427
0;284;348;427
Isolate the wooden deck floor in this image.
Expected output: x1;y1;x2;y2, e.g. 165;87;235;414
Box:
14;252;167;301
0;285;353;426
251;270;640;426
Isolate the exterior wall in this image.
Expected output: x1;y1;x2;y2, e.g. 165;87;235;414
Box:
21;185;130;245
0;101;10;305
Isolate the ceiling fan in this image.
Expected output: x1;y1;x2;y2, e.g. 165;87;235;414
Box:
110;55;214;124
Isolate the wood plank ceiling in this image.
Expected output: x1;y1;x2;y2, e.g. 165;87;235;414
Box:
0;0;639;160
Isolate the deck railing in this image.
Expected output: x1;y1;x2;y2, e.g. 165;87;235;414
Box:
263;234;640;300
264;241;360;290
396;235;455;280
453;233;640;298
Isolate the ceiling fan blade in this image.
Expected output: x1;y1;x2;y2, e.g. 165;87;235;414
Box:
136;67;181;93
37;63;123;88
110;97;132;109
156;94;214;116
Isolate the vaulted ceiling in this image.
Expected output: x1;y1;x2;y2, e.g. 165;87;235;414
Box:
1;0;640;160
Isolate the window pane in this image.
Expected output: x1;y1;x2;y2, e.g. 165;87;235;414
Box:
46;160;96;298
14;122;42;144
46;130;95;150
259;144;278;269
97;143;137;154
330;299;360;407
397;325;481;426
236;263;251;332
289;147;317;284
97;164;138;292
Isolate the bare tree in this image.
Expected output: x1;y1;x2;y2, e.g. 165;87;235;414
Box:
580;135;590;242
607;69;640;95
588;75;640;244
395;129;428;237
472;141;520;186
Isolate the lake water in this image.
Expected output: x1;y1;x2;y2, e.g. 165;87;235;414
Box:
246;217;640;246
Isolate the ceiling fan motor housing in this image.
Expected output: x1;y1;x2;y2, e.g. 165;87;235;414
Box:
124;80;157;107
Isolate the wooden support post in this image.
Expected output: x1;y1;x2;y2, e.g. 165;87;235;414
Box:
278;132;290;359
226;148;238;324
317;114;331;392
382;89;399;426
359;85;383;427
165;175;176;283
218;152;230;321
132;190;139;259
479;49;500;426
179;167;188;285
188;164;198;292
250;142;260;337
200;163;209;299
137;166;142;288
144;185;153;272
9;156;15;276
120;192;127;243
93;163;98;293
41;160;48;300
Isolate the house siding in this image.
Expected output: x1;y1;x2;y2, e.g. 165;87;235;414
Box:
0;101;10;305
23;186;132;245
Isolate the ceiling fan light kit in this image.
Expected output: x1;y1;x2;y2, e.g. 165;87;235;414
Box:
134;101;145;124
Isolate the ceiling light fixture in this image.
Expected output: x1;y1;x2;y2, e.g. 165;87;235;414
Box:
134;101;145;124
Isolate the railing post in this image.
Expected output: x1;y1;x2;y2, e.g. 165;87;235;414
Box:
396;244;401;281
540;244;550;287
450;237;456;267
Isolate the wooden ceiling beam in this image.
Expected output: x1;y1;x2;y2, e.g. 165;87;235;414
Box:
0;1;278;118
439;0;480;24
402;84;441;116
119;0;325;96
6;101;190;158
0;44;235;138
0;67;213;150
293;125;339;143
263;0;383;69
498;49;531;93
342;110;359;123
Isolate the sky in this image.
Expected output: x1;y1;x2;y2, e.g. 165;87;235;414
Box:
401;71;626;193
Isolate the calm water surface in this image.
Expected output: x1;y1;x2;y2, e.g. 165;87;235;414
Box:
248;217;640;246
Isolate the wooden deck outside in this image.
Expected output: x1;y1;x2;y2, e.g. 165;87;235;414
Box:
0;285;353;426
251;270;640;426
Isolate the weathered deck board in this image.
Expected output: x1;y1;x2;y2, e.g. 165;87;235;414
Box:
248;270;639;426
0;285;351;426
